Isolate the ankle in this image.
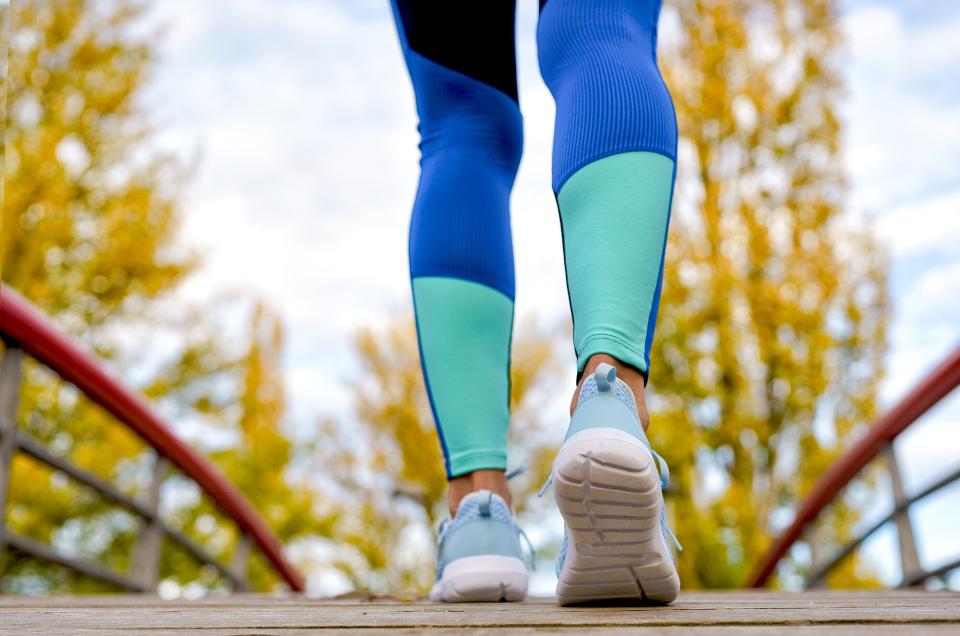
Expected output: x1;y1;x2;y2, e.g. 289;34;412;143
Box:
570;353;651;431
447;469;512;516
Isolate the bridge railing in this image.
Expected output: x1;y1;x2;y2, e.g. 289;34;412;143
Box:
0;284;304;593
748;346;960;589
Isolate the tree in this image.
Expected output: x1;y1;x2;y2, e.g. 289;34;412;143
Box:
1;0;328;593
650;0;889;587
2;0;192;324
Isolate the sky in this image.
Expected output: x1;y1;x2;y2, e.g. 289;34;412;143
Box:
144;0;960;591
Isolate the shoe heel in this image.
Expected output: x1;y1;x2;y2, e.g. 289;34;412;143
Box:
430;555;528;602
553;427;679;605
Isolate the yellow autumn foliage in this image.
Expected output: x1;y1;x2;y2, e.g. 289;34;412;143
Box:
1;0;331;593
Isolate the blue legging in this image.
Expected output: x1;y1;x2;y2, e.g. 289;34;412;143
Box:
390;0;677;478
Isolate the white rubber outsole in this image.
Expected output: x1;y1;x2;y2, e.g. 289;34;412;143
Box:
430;555;528;603
553;427;680;606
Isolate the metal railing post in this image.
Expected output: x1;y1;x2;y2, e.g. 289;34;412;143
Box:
0;346;24;568
882;443;922;586
805;522;826;589
131;455;169;591
232;534;251;591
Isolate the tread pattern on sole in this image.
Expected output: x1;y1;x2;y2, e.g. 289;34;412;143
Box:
554;430;680;606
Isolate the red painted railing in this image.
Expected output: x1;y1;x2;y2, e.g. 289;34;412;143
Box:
748;345;960;587
0;284;304;592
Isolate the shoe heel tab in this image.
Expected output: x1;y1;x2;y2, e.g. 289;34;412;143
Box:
594;363;617;392
477;489;492;517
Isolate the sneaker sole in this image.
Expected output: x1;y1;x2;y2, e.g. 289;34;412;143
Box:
429;555;528;603
553;427;680;606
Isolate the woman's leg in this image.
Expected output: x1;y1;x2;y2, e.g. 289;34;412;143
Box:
538;0;678;407
390;1;522;514
537;0;682;605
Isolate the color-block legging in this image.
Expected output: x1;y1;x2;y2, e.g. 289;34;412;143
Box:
390;0;678;478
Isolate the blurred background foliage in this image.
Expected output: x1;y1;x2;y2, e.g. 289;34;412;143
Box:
0;0;335;594
0;0;887;595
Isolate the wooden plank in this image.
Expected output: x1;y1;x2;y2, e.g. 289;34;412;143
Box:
0;591;956;633
0;589;950;607
6;626;959;636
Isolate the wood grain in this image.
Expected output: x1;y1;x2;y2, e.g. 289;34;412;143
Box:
1;591;957;635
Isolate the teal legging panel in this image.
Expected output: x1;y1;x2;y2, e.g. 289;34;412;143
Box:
557;151;675;375
412;277;514;477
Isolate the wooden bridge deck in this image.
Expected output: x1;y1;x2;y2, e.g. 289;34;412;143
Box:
2;590;957;634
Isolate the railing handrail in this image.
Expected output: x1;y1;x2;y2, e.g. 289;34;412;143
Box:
0;284;304;592
747;344;960;587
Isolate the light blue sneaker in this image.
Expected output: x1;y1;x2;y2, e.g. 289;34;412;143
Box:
547;363;681;605
430;489;531;602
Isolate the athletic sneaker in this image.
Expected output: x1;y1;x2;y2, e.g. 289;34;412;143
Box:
430;489;531;602
548;362;681;605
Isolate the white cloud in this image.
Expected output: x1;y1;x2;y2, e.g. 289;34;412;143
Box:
842;4;960;213
900;260;960;320
876;187;960;258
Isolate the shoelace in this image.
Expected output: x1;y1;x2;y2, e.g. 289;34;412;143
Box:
661;507;683;552
506;464;537;570
505;465;526;481
649;451;683;552
517;526;537;571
